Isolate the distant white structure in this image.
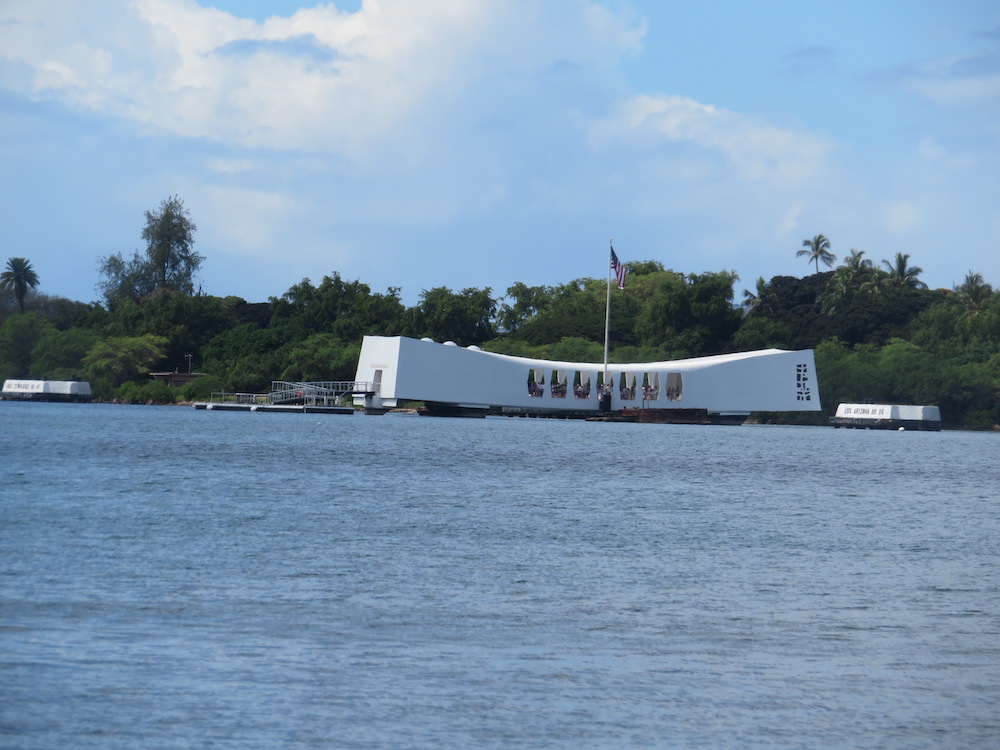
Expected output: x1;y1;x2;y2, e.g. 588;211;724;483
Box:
2;379;92;402
831;403;941;431
353;335;820;418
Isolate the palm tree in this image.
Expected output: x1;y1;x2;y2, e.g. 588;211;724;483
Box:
842;248;872;274
825;248;877;308
741;276;769;315
821;266;853;313
0;257;40;313
956;271;993;314
797;234;836;274
881;252;927;291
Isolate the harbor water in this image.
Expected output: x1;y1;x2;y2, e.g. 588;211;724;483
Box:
1;401;998;749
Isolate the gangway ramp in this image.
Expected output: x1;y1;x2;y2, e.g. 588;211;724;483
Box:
194;380;377;413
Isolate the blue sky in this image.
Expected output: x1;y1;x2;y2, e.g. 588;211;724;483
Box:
2;0;998;306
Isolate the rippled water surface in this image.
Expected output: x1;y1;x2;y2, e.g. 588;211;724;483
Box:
2;402;998;749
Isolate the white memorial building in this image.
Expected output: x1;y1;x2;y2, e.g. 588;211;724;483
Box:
353;335;820;419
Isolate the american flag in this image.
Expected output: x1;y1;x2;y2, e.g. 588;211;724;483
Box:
610;246;628;289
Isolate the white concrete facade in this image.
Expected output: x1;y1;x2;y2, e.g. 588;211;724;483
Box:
2;379;92;400
834;404;940;422
353;336;820;414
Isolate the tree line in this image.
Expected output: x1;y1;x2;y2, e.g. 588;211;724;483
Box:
2;203;998;429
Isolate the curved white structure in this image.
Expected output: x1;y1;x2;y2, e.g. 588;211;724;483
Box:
353;336;820;416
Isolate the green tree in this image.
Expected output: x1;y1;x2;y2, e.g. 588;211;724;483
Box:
0;313;53;379
878;338;936;404
880;252;927;292
956;271;993;314
96;251;156;306
200;323;286;392
822;249;876;312
29;327;99;380
733;317;791;350
635;270;740;355
813;339;884;413
404;286;497;345
498;282;554;333
269;273;405;342
797;234;836;274
180;374;225;402
104;290;240;371
741;276;769;315
957;294;1000;350
279;333;360;382
821;267;852;313
1;257;40;313
43;298;108;331
142;195;201;292
623;259;666;278
843;248;871;271
97;196;201;307
82;334;168;396
910;297;962;353
550;336;604;363
513;277;632;347
117;379;176;405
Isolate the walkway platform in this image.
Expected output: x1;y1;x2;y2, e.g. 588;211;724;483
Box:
193;402;354;414
194;380;373;415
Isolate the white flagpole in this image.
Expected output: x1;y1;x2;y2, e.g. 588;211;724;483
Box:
603;239;613;393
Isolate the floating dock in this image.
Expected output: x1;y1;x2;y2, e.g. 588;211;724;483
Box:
194;402;354;414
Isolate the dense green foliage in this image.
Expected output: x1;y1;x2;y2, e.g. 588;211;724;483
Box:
97;196;203;306
2;225;998;428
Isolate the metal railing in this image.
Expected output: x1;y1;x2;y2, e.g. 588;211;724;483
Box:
207;380;377;406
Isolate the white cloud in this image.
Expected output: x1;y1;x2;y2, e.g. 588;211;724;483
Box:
0;0;641;167
2;0;996;302
778;44;837;79
895;53;1000;110
206;157;257;174
780;203;805;234
884;201;920;235
592;94;834;184
196;185;298;257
